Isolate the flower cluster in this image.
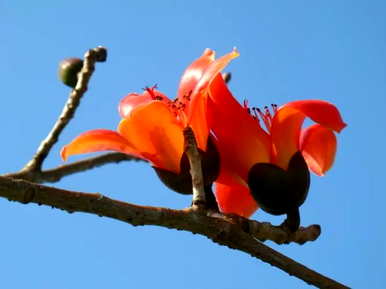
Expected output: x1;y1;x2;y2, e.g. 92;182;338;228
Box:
62;49;346;230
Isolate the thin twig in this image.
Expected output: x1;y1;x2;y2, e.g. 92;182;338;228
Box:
183;127;206;208
0;176;348;289
5;153;143;183
21;46;107;173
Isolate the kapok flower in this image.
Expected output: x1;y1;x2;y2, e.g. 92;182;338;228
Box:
61;49;238;187
207;74;346;221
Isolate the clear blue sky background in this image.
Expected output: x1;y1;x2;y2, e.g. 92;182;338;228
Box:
1;1;385;288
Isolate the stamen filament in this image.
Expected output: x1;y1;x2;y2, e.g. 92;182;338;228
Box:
244;101;278;132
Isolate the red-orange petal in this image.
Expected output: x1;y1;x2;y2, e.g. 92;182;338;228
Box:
118;101;184;174
191;48;239;100
187;49;240;151
271;100;346;169
119;89;169;119
215;180;258;218
177;48;215;101
187;91;209;152
61;129;138;161
208;74;271;181
286;100;347;132
300;124;337;176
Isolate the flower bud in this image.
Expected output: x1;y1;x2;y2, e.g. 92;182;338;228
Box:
222;72;232;84
58;58;83;88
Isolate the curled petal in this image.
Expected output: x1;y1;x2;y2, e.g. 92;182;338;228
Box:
191;48;239;99
271;100;346;169
119;89;169;119
215;180;258;218
270;106;304;169
118;101;184;174
177;48;215;100
300;124;337;176
187;49;240;150
208;74;271;181
286;100;347;132
61;129;138;161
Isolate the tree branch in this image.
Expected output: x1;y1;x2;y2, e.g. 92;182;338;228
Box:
0;176;347;288
4;151;321;246
21;46;107;173
5;153;143;183
4;152;321;245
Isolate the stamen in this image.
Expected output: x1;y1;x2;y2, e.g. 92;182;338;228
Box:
271;104;278;114
240;99;279;132
242;99;283;133
251;107;259;120
165;97;187;123
183;90;192;101
171;99;188;125
242;99;251;115
143;84;164;100
263;106;272;128
256;107;270;130
251;104;278;132
264;106;272;118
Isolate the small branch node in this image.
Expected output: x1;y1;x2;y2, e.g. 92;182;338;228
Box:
93;46;108;62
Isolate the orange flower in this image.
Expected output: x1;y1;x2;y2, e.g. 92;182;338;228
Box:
61;49;238;176
207;74;346;218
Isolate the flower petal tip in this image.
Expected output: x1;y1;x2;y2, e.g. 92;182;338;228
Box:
232;47;239;55
336;122;347;133
60;146;68;161
203;48;215;59
308;163;326;176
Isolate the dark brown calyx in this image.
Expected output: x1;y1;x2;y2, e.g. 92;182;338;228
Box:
247;151;310;232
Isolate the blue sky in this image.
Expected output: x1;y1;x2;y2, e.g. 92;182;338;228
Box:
1;1;385;288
